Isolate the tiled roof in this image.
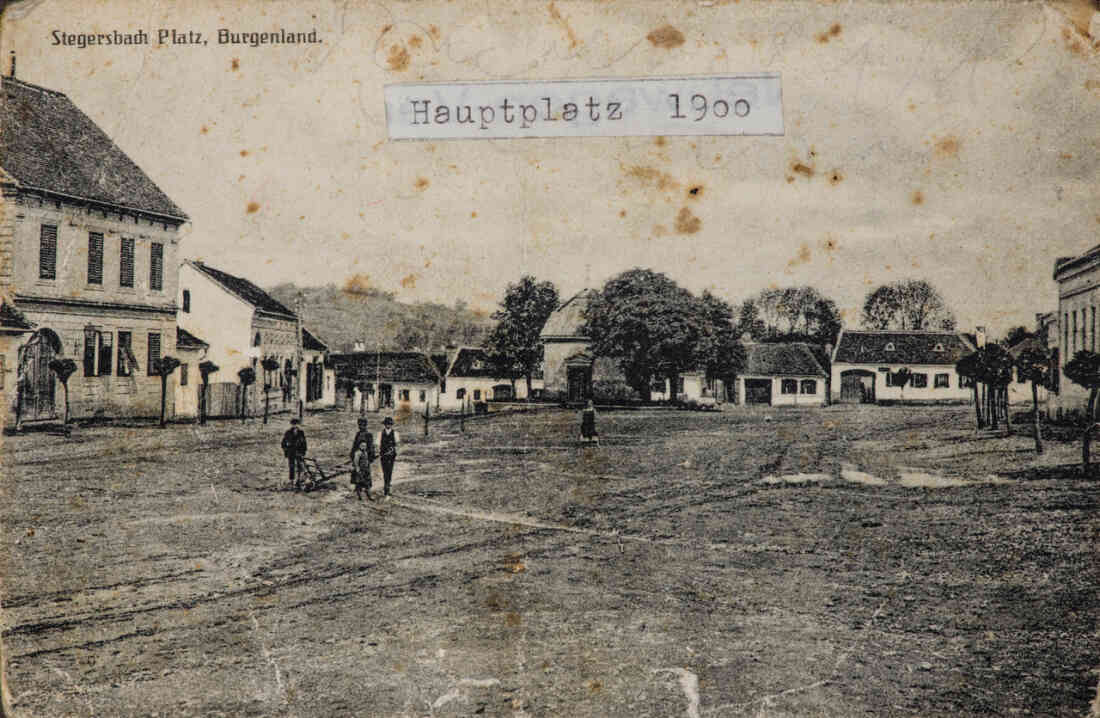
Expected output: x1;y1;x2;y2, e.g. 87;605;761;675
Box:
302;328;328;352
0;77;187;220
430;353;450;377
329;351;442;384
539;289;594;340
0;301;34;331
176;326;208;349
1007;336;1046;359
447;347;498;378
743;342;827;377
188;261;296;319
833;330;974;365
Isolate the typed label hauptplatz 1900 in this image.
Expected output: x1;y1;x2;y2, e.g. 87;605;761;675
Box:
50;28;322;48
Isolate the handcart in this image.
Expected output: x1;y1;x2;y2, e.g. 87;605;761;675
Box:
292;457;353;492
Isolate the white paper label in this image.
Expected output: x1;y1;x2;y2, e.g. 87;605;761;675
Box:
384;75;783;140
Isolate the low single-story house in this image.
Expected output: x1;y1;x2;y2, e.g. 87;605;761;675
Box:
329;351;442;413
734;342;828;406
830;329;975;404
438;346;542;410
1006;335;1054;406
173;327;208;419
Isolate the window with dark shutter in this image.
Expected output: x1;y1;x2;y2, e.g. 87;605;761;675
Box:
39;225;57;280
781;379;798;394
120;238;135;287
98;331;113;376
84;333;97;377
150;243;163;291
182;289;190;313
117;331;133;376
87;232;104;285
147;332;161;376
180;363;189;386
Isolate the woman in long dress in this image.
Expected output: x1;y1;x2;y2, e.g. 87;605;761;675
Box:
580;399;599;446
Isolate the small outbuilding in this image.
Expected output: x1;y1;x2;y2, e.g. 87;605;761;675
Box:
734;342;828;406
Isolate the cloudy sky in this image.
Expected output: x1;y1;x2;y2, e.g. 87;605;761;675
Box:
3;0;1098;334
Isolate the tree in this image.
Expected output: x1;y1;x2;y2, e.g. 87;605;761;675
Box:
1003;326;1034;348
890;367;912;401
261;357;280;424
151;356;181;428
861;279;956;331
737;286;842;346
238;367;256;423
48;358;77;428
1062;350;1100;475
956;352;985;428
583;269;742;403
1015;345;1051;454
198;360;219;425
957;345;1013;430
485;276;560;399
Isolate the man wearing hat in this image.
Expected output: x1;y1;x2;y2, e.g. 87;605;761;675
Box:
281;417;308;489
377;416;399;499
350;417;377;500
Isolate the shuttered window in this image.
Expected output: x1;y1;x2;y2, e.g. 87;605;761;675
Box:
180;363;189;387
117;331;133;376
98;331;113;376
39;225;57;280
147;332;161;376
120;238;135;287
150;242;163;291
87;232;104;284
84;332;97;377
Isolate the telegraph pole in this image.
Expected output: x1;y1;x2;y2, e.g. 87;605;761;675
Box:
295;293;304;419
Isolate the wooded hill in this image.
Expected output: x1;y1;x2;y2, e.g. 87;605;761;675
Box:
267;283;491;353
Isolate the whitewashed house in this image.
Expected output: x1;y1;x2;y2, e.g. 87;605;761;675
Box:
734;342;827;406
830;329;975;404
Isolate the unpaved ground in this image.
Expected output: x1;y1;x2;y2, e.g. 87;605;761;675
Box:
1;405;1097;717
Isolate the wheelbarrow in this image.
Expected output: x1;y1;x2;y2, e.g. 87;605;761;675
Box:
293;457;353;492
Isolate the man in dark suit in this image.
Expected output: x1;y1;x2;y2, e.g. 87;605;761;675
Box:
281;418;308;488
378;416;399;499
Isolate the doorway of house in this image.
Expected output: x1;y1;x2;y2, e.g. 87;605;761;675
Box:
378;383;393;409
744;378;772;405
840;370;876;403
567;366;591;402
19;328;62;422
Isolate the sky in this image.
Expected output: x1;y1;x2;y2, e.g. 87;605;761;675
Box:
2;0;1099;336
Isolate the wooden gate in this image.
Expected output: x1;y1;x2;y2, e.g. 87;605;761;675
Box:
840;370;876;403
18;329;61;422
744;378;772;405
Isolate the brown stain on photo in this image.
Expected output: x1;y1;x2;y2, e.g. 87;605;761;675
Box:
428;24;441;42
231;58;239;71
687;185;704;199
414;177;430;191
647;24;685;49
816;23;842;43
549;2;579;48
624;165;679;191
408;34;423;49
788;243;811;268
619;209;627;218
342;274;372;296
933;135;960;158
400;274;418;289
387;43;410;71
239;149;249;157
827;170;843;186
791;162;814;178
675;207;701;234
654;135;667;147
1061;26;1086;56
245;201;260;214
200;125;208;135
653;224;668;237
911;189;924;205
505;612;522;626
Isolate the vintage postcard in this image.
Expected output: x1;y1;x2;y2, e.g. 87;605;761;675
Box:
1;0;1099;715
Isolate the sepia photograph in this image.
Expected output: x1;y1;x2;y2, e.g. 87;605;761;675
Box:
0;0;1099;715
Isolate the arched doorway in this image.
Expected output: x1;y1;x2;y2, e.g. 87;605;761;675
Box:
839;369;876;403
19;328;63;421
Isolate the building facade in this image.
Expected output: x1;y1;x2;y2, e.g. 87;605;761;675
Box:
329;351;442;414
735;342;828;407
1;75;189;426
539;289;629;402
830;329;975;404
1051;248;1100;414
438;346;542;410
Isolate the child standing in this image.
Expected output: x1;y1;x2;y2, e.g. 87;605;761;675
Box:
580;400;599;446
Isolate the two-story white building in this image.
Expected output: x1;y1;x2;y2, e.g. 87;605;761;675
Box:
0;75;189;426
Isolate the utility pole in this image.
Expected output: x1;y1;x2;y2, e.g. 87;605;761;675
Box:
295;293;304;419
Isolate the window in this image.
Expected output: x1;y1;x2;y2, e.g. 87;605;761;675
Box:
400;389;410;401
147;332;161;376
960;374;974;388
98;331;113;376
180;363;189;386
457;388;466;399
150;242;163;291
84;332;97;377
911;373;928;388
182;289;190;313
781;379;798;394
87;232;103;285
39;225;57;280
933;343;944;353
934;373;950;388
117;331;133;376
800;379;817;394
885;372;894;387
419;390;426;402
884;342;895;352
677;377;685;393
120;238;135;287
253;332;262;347
474;389;482;400
1092;307;1096;352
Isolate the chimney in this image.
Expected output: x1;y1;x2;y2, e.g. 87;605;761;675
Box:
975;326;987;348
8;51;14;78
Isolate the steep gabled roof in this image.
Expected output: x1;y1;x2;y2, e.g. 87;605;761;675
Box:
329;351;442;384
447;347;498;378
187;261;296;320
0;76;187;220
832;330;973;366
176;327;208;350
302;328;328;352
540;289;594;340
743;342;827;377
0;301;34;331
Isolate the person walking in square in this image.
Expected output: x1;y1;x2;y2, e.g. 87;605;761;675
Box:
281;417;308;488
377;416;399;499
580;399;599;446
350;417;377;500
